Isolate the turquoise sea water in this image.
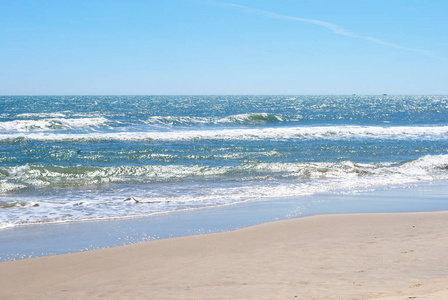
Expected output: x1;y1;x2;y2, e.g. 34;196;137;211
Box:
1;95;448;229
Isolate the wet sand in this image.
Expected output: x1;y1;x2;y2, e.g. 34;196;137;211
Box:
1;211;447;299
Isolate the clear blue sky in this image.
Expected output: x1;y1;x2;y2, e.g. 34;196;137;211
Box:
1;0;447;95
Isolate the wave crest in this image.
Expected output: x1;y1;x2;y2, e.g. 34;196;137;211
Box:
1;154;447;191
0;117;110;132
217;113;285;124
2;125;448;142
144;113;287;126
145;116;210;126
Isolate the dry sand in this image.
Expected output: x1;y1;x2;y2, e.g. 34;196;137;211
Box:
1;211;447;299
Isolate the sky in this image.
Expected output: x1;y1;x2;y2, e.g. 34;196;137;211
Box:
0;0;447;95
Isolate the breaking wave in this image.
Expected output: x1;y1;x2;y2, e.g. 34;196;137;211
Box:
0;117;110;132
217;113;286;124
2;125;448;141
144;113;287;126
145;116;211;125
1;154;447;229
1;154;447;191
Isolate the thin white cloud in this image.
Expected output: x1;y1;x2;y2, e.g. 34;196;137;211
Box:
209;1;434;56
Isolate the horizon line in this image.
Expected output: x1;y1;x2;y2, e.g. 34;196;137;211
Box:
1;94;446;97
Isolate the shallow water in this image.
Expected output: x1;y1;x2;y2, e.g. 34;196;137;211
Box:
1;181;447;261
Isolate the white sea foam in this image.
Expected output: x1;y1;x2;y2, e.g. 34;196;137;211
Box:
1;154;447;191
0;117;110;132
1;154;447;229
1;125;447;141
0;179;27;193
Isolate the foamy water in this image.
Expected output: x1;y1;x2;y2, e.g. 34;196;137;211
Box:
1;95;447;229
2;125;448;142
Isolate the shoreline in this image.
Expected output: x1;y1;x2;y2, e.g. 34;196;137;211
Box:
1;211;448;299
1;181;448;261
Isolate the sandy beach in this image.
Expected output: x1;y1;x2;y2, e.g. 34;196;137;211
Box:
1;211;447;299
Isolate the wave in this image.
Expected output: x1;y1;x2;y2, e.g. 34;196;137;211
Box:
0;179;27;193
1;154;447;229
144;113;287;126
0;117;110;132
0;201;40;209
217;113;286;124
1;154;447;191
145;116;211;125
1;125;448;141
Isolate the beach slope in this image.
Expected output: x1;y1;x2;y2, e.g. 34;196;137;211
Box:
1;211;447;299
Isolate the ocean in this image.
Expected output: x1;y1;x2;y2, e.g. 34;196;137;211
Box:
1;95;448;231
